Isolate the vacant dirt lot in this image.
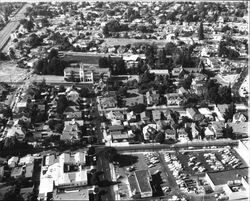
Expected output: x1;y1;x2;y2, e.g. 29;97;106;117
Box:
0;61;28;82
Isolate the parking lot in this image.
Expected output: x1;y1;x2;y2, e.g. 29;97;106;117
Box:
114;152;179;199
112;148;247;200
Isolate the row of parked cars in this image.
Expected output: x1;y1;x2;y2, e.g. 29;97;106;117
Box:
163;152;197;193
204;152;225;171
187;155;206;173
218;148;242;169
143;152;160;168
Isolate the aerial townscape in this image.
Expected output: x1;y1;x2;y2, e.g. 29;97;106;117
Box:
0;1;249;201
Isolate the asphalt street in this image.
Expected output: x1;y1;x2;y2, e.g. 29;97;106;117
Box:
97;152;116;201
0;4;31;52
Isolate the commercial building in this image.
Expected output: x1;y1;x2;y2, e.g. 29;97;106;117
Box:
128;170;153;198
38;152;93;201
205;168;249;200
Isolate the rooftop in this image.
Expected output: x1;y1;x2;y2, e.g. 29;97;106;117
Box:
207;168;249;186
135;170;152;193
53;187;89;201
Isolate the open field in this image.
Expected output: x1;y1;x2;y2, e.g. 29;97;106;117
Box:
103;38;168;47
0;61;28;82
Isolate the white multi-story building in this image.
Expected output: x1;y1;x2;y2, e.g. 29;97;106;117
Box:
64;63;94;83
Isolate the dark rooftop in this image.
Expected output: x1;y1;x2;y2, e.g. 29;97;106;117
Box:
207;168;249;186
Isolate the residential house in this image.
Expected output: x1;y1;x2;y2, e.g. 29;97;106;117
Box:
178;128;188;142
198;108;214;121
214;104;229;122
186;108;204;122
124;95;145;107
16;101;27;113
8;156;19;168
149;69;169;76
172;66;184;77
227;122;249;138
19;155;34;166
123;55;140;69
61;124;81;141
34;124;53;139
24;163;34;179
145;91;159;106
98;97;117;109
204;123;216;139
6;125;26;141
140;111;151;123
165;93;184;106
126;111;136;121
64;119;84;127
191;73;208;96
178;87;188;95
11;167;23;179
111;132;130;144
210;121;224;138
106;111;124;120
67;90;80;102
165;129;176;140
189;123;200;139
232;112;247;123
152;110;162;122
142;124;157;141
108;125;124;135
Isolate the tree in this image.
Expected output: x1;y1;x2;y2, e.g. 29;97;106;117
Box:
79;87;90;98
103;25;109;37
58;85;65;92
198;22;204;40
155;132;165;143
69;71;75;82
41;18;49;27
48;48;58;61
186;127;193;141
165;42;178;55
54;123;64;133
218;86;232;104
23;20;34;32
224;103;236;122
57;96;68;114
99;147;118;162
99;57;110;68
128;103;146;114
222;124;235;139
25;7;32;16
117;87;128;98
206;86;220;103
9;48;15;60
2;106;13;119
179;74;193;90
27;33;42;47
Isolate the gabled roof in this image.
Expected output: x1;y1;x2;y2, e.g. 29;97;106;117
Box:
109;125;124;131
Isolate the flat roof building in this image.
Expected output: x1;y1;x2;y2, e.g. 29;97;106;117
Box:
128;170;153;198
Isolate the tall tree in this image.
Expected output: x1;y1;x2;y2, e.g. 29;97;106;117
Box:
218;85;232;104
198;22;204;40
224;103;236;122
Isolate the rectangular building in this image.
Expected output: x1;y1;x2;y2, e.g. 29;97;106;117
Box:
128;170;153;198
